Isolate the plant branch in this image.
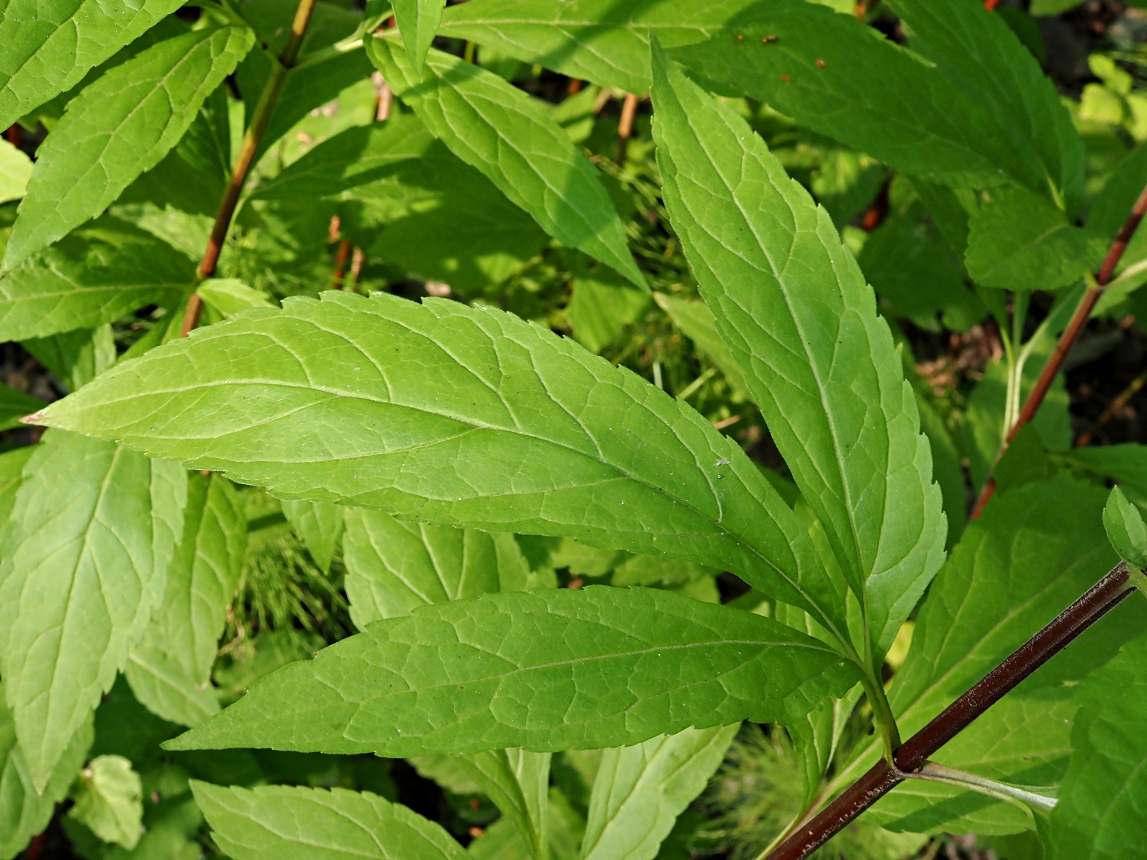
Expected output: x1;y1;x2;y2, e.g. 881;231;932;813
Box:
972;180;1147;517
763;562;1135;860
180;0;319;337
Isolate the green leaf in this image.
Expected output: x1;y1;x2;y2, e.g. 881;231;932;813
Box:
344;510;528;628
0;385;44;434
367;39;643;288
886;0;1085;211
0;431;186;790
194;781;467;860
2;26;255;270
0;447;34;529
650;44;946;662
281;499;343;575
566;260;651;354
395;0;447;72
965;187;1095;290
0;687;92;860
579;726;737;860
197;279;275;319
438;0;804;94
166;586;858;756
834;475;1139;835
34;290;844;639
1102;486;1147;569
0;0;185;130
23;324;116;394
67;755;143;849
1050;632;1147;860
1062;444;1147;504
0;219;192;342
652;293;748;398
667;3;1030;190
0;141;31;205
126;474;248;727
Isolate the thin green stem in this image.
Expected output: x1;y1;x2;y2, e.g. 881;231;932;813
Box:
860;673;901;764
294;35;365;71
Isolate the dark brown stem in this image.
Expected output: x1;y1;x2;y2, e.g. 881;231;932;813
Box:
5;124;21;147
764;563;1135;860
180;0;319;337
971;179;1147;518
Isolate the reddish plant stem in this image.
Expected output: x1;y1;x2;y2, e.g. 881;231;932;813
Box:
330;239;352;289
765;563;1135;860
616;93;640;165
971;179;1147;518
181;0;319;337
983;0;1000;10
5;124;21;147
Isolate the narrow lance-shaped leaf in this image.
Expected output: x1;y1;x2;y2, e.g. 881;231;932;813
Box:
165;587;859;756
126;474;248;728
650;44;946;662
0;220;192;343
367;38;644;288
395;0;448;73
33;290;850;645
0;0;185;130
344;509;528;627
193;782;470;860
580;725;737;860
0;430;186;790
2;26;255;270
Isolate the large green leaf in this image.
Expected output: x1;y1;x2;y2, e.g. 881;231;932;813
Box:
832;476;1143;835
667;2;1031;191
344;510;528;628
34;290;846;639
580;725;736;860
395;0;448;72
2;26;254;270
0;431;186;790
0;0;184;130
193;782;469;860
438;0;793;93
126;473;247;728
0;687;92;860
1050;632;1147;860
650;44;946;662
0;141;31;205
0;219;191;342
886;0;1085;211
367;39;643;288
0;447;34;528
166;587;858;756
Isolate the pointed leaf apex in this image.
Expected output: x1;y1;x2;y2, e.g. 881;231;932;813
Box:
1103;485;1147;569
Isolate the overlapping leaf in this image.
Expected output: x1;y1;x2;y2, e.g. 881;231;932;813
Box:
3;26;254;270
282;499;342;574
0;141;31;205
33;290;847;638
395;0;448;72
126;474;247;727
166;587;858;756
0;219;191;342
0;431;186;790
194;782;469;860
650;44;946;662
367;39;643;287
0;0;185;130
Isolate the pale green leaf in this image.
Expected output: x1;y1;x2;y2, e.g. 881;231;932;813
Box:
0;385;44;434
966;187;1095;290
832;476;1141;836
580;725;737;860
344;510;527;628
0;447;34;528
0;430;186;790
2;26;255;270
0;219;191;342
0;0;185;130
1102;486;1147;569
437;0;804;94
367;39;643;288
34;290;845;639
566;258;651;354
650;44;946;662
197;279;275;319
67;755;143;849
886;0;1085;211
0;687;92;860
1050;632;1147;860
0;142;31;205
166;587;858;756
126;474;247;727
652;293;748;398
281;499;343;575
193;781;470;860
667;3;1031;191
395;0;447;72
